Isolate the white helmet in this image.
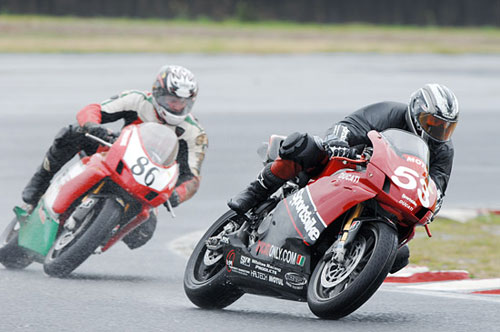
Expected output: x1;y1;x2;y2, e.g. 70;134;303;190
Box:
152;65;198;125
407;83;459;142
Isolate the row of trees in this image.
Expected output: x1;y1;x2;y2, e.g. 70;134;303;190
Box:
2;0;499;26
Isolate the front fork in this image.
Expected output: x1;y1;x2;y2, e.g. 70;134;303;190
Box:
331;204;364;263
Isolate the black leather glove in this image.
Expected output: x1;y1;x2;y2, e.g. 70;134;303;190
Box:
329;145;357;159
84;123;117;144
431;189;444;221
325;138;357;159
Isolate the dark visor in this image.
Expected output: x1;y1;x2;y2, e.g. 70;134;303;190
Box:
417;113;457;142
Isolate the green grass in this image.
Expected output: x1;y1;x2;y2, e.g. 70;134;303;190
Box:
1;14;500;53
410;214;500;279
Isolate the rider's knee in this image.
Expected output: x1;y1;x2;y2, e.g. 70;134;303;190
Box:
279;132;326;170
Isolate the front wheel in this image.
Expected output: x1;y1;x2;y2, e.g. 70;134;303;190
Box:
0;217;34;269
43;198;122;278
307;222;398;319
184;210;244;309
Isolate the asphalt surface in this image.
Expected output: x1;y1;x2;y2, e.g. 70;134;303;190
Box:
0;54;499;331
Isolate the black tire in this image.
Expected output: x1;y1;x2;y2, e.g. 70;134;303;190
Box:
43;198;122;278
0;217;34;269
307;222;398;319
184;210;244;309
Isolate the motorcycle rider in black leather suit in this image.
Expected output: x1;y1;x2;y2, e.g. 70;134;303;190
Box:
228;83;459;274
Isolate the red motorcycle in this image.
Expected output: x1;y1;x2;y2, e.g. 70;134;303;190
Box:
184;129;437;319
0;123;179;277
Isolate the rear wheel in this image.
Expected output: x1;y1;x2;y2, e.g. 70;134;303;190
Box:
43;198;122;278
0;217;34;269
307;222;398;319
184;210;244;309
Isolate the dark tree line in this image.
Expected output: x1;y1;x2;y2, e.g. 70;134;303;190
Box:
1;0;499;26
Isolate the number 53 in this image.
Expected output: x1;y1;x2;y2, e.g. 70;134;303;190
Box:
391;166;431;208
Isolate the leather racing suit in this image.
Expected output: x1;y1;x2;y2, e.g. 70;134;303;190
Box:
256;101;453;201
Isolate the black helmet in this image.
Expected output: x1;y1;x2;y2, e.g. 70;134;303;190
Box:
407;83;459;142
152;65;198;125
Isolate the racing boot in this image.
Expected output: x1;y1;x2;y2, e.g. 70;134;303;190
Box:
22;157;55;206
228;164;286;214
22;124;102;206
22;127;79;205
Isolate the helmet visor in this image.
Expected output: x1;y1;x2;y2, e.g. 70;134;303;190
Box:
156;94;193;116
417;113;457;142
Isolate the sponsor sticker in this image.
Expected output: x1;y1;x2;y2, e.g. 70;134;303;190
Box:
231;266;250;276
225;249;235;272
284;272;308;290
268;275;284;286
398;199;414;211
288;188;323;242
240;255;251;267
250;270;267;281
337;172;360;184
405;155;428;173
402;193;417;207
252;258;282;275
255;240;306;267
350;219;361;232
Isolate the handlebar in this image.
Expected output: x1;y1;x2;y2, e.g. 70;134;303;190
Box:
84;133;113;148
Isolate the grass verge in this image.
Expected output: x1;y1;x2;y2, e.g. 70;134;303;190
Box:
410;214;500;279
1;14;500;53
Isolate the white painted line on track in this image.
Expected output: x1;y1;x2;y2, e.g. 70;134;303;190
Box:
382;286;500;304
168;230;203;259
399;278;500;292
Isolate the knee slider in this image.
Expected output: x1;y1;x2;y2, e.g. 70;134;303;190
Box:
279;132;324;170
279;132;308;160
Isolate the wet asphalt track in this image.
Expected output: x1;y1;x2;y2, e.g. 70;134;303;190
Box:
0;54;499;331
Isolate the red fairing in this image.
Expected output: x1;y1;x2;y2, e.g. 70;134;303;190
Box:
102;126;179;207
367;131;437;224
77;103;102;126
307;162;383;227
52;154;110;214
304;130;437;231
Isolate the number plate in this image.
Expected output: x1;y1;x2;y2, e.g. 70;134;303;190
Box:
122;127;177;191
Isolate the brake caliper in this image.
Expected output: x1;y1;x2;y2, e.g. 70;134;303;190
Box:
205;221;237;251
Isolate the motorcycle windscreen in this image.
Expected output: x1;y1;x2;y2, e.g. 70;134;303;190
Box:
380;129;430;168
17;202;59;256
138;122;178;167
